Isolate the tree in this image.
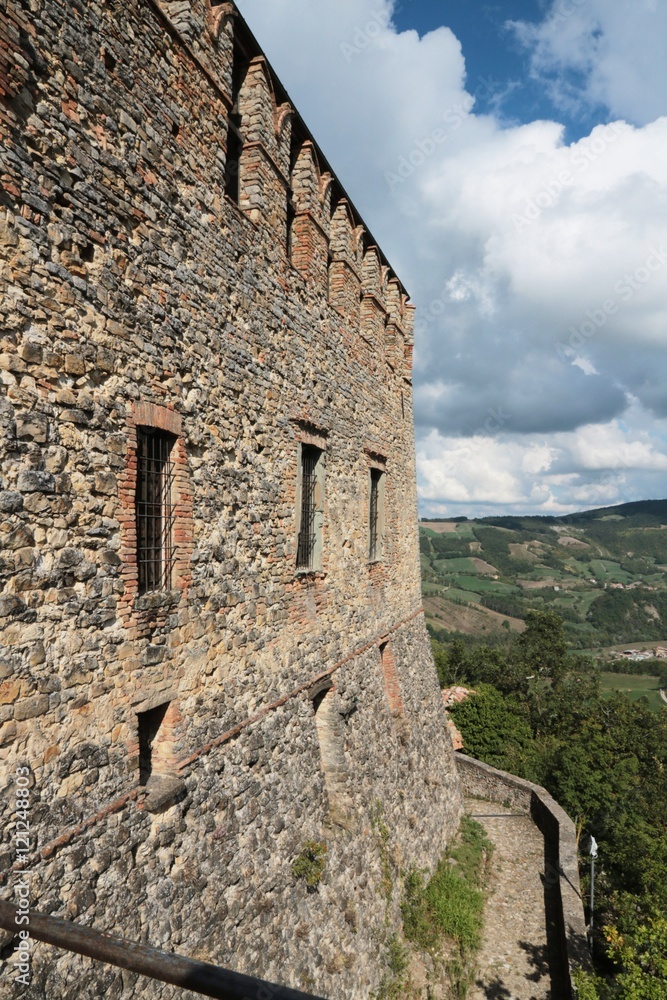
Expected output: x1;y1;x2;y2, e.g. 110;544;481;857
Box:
431;637;470;688
605;913;667;999
448;684;536;773
518;609;568;682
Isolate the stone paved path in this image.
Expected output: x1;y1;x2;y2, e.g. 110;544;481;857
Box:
465;798;553;1000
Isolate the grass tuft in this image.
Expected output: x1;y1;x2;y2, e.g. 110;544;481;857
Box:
401;816;493;998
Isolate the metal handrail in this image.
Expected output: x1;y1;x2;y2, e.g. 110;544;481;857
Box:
0;900;326;1000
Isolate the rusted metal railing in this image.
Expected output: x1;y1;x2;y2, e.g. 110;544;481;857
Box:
0;899;326;1000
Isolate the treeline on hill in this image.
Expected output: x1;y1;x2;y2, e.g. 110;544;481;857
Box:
431;611;667;999
604;657;666;677
587;588;667;642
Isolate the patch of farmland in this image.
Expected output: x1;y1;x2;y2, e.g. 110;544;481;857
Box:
509;542;539;561
470;558;499;576
434;557;478;574
424;595;525;635
455;575;520;595
419;521;460;534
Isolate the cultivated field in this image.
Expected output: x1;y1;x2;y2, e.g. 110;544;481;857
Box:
600;672;665;713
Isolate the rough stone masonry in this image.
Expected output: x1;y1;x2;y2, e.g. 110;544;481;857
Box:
0;1;463;996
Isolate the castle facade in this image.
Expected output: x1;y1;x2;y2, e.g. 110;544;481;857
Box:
0;1;462;995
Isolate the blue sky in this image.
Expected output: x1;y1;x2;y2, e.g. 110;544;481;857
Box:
391;0;602;140
236;0;667;517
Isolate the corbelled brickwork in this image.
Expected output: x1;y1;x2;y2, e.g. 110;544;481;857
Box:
0;1;462;996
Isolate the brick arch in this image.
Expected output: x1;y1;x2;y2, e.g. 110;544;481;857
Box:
379;640;405;719
274;101;294;140
207;1;235;42
291;140;324;215
330;198;356;262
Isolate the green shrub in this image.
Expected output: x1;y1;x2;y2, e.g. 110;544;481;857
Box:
292;840;327;890
401;817;492;999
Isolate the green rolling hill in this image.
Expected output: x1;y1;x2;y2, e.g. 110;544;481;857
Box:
420;499;667;648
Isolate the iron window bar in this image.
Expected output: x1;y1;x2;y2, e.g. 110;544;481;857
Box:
296;446;319;569
136;428;176;594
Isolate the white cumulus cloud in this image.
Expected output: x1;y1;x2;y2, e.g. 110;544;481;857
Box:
236;0;667;515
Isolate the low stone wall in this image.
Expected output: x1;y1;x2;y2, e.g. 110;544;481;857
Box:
456;754;592;996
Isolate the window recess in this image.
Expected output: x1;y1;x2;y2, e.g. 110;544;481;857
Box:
135;428;176;594
368;467;385;562
296;444;324;571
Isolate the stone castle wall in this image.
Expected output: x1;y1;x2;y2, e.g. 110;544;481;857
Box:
0;1;462;996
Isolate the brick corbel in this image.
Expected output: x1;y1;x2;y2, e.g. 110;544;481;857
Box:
274;102;294;139
207;1;236;41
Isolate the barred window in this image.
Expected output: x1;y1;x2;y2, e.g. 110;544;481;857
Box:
135;428;176;594
369;468;384;562
296;444;323;570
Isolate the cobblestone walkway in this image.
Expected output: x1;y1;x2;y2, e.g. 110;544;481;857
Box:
465;798;554;1000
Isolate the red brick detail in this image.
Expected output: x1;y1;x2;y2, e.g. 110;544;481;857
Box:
379;640;405;719
290;211;329;288
207;1;235;42
117;402;193;634
133;400;182;436
360;292;388;346
152;700;183;773
329;258;361;326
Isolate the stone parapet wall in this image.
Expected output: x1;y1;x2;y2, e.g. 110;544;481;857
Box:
456;754;592;997
0;0;462;995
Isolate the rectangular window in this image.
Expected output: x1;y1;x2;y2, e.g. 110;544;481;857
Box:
224;115;243;203
225;43;247;204
138;702;169;785
296;444;323;570
136;428;176;594
287;195;297;258
369;468;384;561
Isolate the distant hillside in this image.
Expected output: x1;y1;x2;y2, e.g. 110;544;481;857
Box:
420;499;667;648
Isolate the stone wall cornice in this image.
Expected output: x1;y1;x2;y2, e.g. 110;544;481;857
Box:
242;139;290;190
